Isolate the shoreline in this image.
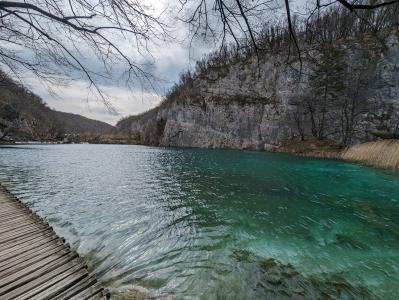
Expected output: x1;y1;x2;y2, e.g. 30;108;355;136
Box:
2;139;398;173
277;139;399;173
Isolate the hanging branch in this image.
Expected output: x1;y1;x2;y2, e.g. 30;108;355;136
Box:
0;0;167;103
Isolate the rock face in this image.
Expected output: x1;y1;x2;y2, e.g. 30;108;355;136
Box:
158;99;292;150
117;32;399;150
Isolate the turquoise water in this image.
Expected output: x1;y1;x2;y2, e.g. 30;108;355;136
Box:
0;144;398;299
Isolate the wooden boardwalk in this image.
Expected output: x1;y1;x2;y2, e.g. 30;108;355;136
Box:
0;186;108;300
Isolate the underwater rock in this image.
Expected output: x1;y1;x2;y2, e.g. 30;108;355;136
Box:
111;285;155;300
230;249;256;263
231;252;374;299
251;258;318;299
334;234;370;250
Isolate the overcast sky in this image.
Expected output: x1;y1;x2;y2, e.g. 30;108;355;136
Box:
29;41;206;125
14;0;217;126
18;0;308;126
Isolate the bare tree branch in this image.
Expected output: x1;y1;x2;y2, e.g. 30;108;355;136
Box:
337;0;398;10
0;0;167;104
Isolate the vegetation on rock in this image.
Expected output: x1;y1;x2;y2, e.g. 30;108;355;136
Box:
116;6;399;150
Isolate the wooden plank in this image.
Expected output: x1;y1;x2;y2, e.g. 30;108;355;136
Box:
0;232;59;260
0;218;44;231
0;228;56;251
0;212;33;222
0;220;48;234
0;244;66;277
0;249;74;290
1;241;61;265
0;226;53;245
0;217;38;228
28;271;89;300
0;206;25;212
0;211;39;221
0;224;48;240
0;203;28;210
0;201;22;207
0;213;41;225
1;257;83;300
0;217;41;229
0;220;46;235
16;263;87;300
0;219;43;231
0;186;107;299
0;228;56;248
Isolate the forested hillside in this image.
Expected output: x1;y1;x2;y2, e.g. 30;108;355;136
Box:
116;6;399;151
0;72;113;142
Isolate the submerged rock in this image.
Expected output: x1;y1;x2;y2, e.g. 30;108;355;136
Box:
334;234;370;250
111;285;155;300
251;258;317;299
230;249;256;263
231;251;374;299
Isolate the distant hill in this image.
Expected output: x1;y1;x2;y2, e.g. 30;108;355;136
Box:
52;111;113;135
0;71;114;142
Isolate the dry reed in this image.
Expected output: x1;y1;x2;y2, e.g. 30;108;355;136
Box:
342;140;399;170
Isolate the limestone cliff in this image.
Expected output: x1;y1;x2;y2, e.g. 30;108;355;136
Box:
116;30;399;150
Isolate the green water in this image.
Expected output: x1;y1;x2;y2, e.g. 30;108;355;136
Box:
0;144;398;299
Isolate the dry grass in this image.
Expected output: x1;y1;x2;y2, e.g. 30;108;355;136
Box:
277;138;342;159
278;138;399;171
342;140;399;170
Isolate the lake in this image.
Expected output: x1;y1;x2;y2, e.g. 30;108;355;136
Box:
0;144;398;299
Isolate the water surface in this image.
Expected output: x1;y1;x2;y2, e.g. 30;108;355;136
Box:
0;144;398;299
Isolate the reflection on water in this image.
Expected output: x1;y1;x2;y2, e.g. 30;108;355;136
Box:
1;144;399;299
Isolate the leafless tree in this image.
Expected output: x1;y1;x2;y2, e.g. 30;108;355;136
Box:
181;0;399;57
0;0;167;105
1;0;398;106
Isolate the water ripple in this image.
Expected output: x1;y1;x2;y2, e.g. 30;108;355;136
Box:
1;144;399;299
